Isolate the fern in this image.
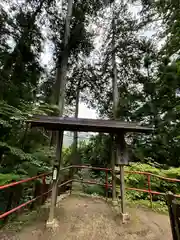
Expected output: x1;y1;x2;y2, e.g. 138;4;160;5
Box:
0;141;34;161
0;119;11;128
0;100;59;177
0;173;21;185
0;101;22;117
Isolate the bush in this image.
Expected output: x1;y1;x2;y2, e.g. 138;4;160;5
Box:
83;184;105;196
0;173;21;185
125;163;180;201
76;163;180;201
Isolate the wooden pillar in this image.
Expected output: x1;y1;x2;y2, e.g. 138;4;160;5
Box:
166;192;179;240
116;133;129;216
48;130;63;223
120;165;125;213
111;134;116;202
111;1;118;202
112;150;116;201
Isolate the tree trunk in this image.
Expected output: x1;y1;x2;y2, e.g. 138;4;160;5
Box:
2;0;47;76
53;0;74;109
147;66;156;127
73;79;80;152
112;22;118;117
111;4;126;213
111;8;118;202
69;80;80;192
49;0;74;223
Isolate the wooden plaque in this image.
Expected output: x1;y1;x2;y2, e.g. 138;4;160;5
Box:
116;134;129;165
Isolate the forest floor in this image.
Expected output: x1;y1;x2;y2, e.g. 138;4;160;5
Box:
0;195;172;240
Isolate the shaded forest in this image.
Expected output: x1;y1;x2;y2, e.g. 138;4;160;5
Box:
0;0;180;184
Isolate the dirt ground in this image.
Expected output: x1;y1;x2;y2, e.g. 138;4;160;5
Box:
0;195;172;240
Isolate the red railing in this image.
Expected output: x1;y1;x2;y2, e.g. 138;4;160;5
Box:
0;166;72;220
0;172;50;191
72;165;112;200
72;165;180;205
0;172;52;220
125;170;180;204
1;165;180;221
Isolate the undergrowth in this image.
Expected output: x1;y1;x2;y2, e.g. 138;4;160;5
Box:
126;197;168;214
1;207;49;231
82;183;168;214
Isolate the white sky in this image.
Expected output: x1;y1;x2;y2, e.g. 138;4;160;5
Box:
78;102;97;119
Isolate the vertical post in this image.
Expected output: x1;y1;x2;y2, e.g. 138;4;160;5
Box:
49;173;58;222
41;175;46;204
105;169;108;201
120;165;125;214
166;192;177;240
42;175;46;185
172;202;180;240
70;165;73;195
111;0;118;202
147;174;152;207
4;189;13;223
116;133;129;223
31;181;36;210
112;153;116;201
111;134;116;202
48;131;63;223
32;180;41;209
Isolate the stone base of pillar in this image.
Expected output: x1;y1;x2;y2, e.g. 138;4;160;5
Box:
121;213;130;224
46;218;59;229
112;200;118;206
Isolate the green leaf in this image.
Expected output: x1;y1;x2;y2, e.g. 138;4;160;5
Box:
0;119;11;128
0;141;34;161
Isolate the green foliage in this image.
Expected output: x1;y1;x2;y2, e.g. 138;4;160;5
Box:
126;198;168;214
126;163;161;175
0;141;34;161
125;163;180;201
79;134;111;167
0;0;45;106
0;0;180;215
0;0;113;186
62;147;73;166
0;119;11;128
163;168;180;179
83;185;105;196
0;173;21;185
0;99;58;177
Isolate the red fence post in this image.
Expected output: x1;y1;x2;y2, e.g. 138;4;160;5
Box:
3;189;14;223
70;165;74;195
41;175;46;204
105;169;108;201
147;174;153;207
32;180;41;209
